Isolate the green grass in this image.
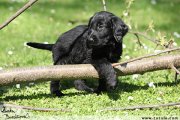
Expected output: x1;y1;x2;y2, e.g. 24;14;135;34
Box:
0;0;180;119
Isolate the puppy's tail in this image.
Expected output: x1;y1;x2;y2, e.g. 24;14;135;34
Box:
27;42;53;51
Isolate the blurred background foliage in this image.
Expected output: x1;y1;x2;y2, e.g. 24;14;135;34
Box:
0;0;180;117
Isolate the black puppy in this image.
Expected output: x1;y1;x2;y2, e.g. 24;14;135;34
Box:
27;11;128;97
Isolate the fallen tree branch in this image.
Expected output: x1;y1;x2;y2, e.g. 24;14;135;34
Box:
0;103;70;112
112;47;180;66
97;102;180;112
0;55;180;86
0;0;38;30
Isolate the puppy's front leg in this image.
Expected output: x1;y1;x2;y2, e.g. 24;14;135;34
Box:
92;59;118;93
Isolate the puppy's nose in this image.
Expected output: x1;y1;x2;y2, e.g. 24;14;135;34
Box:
89;37;94;41
116;36;122;40
89;35;97;42
88;34;94;42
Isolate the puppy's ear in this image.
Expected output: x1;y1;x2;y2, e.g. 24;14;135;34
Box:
88;17;93;28
111;16;128;42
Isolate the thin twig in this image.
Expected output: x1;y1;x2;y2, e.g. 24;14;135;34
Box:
171;65;180;75
171;64;180;83
128;31;160;45
102;0;107;11
0;0;38;30
133;32;143;47
0;103;70;112
98;102;180;112
175;72;178;83
112;47;180;67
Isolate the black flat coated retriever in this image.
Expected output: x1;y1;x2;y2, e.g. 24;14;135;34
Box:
27;11;128;97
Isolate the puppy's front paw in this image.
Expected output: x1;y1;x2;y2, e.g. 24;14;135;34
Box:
93;89;102;95
106;80;118;92
51;90;65;97
93;87;107;95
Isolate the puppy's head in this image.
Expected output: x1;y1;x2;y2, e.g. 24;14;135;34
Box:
87;11;128;48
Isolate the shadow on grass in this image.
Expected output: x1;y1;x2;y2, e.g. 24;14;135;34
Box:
106;81;149;101
0;93;51;101
0;92;91;101
0;86;12;97
107;78;180;101
1;79;179;101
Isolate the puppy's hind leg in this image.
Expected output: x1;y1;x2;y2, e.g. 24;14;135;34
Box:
50;59;67;97
50;81;65;97
74;80;94;92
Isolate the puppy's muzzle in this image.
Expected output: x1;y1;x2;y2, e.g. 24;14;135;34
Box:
115;35;122;42
87;30;98;45
87;29;94;40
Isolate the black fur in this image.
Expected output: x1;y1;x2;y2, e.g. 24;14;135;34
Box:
27;11;128;97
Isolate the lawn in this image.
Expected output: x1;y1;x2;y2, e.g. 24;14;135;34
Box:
0;0;180;119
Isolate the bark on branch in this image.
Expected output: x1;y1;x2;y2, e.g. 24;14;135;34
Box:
0;55;180;86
